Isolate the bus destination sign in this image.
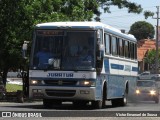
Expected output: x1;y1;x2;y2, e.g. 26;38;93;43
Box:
37;30;64;36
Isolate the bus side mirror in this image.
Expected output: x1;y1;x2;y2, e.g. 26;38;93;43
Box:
22;41;29;59
23;43;27;51
96;29;104;74
97;44;104;60
96;44;104;74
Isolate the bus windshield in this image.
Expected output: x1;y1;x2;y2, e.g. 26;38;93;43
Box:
30;30;96;71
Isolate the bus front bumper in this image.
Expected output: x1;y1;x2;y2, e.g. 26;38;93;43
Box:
29;86;96;101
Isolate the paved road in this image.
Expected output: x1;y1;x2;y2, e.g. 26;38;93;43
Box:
2;77;160;120
0;101;160;120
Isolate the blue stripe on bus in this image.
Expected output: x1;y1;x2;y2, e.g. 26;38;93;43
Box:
132;67;138;72
111;63;124;70
104;59;137;72
104;59;110;73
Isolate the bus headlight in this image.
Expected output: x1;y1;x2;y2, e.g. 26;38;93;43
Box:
30;80;43;85
150;90;156;95
77;80;95;86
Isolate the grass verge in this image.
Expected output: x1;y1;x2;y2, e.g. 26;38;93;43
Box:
6;84;22;92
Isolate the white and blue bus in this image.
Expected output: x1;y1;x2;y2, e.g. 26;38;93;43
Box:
28;22;138;109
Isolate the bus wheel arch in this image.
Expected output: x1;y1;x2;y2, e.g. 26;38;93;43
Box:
92;80;107;109
121;81;129;106
103;81;107;100
111;81;129;107
125;81;129;94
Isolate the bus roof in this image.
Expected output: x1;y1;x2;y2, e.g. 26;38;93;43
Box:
36;22;136;41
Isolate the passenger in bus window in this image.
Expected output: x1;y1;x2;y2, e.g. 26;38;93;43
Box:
36;47;53;68
83;50;93;62
79;46;88;56
80;47;93;62
70;45;83;56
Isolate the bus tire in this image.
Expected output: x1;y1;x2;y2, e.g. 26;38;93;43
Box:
92;86;106;109
92;100;102;109
119;91;128;106
111;91;128;107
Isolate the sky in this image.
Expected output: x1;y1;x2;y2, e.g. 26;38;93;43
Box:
100;0;160;35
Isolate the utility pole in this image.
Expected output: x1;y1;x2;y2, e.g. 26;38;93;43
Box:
153;6;160;74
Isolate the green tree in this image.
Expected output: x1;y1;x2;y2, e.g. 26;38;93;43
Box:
144;49;160;71
144;11;154;19
129;21;155;40
0;0;142;85
145;49;156;65
0;1;28;85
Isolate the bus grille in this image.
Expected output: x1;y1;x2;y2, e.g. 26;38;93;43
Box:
44;80;77;86
45;89;76;97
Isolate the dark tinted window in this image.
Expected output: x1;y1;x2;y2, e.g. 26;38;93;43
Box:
124;40;128;58
137;81;155;87
119;39;124;57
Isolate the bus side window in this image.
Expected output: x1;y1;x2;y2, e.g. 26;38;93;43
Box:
111;36;117;56
128;41;131;59
124;40;128;58
104;34;110;55
130;42;134;59
116;38;119;56
134;43;137;60
119;39;124;57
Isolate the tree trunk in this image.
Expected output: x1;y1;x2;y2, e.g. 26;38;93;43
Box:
2;68;8;86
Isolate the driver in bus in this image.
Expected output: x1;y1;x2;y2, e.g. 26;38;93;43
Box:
84;50;93;62
79;46;93;63
36;47;53;68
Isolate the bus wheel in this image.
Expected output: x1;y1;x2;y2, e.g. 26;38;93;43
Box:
92;100;103;109
111;91;128;107
119;91;128;106
92;87;105;109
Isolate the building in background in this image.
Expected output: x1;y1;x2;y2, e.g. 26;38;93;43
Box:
137;39;156;73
